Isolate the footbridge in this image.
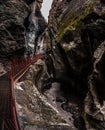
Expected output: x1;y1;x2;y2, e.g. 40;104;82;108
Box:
0;54;44;130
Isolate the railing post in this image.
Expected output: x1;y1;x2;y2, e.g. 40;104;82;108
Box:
9;54;44;130
10;60;20;130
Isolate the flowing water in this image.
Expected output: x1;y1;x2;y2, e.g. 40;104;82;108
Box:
35;34;46;54
24;1;46;57
24;1;38;57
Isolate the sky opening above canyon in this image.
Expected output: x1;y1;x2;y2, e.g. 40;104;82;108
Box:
41;0;53;21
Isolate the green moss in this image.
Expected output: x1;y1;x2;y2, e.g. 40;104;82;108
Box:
56;4;94;42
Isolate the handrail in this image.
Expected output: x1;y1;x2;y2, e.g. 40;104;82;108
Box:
10;54;44;130
11;54;44;80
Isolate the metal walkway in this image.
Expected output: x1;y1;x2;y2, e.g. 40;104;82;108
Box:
0;54;44;130
0;73;18;130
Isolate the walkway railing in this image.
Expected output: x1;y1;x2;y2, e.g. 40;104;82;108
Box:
10;54;44;130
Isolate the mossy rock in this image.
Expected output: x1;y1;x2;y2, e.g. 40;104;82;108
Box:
56;1;96;42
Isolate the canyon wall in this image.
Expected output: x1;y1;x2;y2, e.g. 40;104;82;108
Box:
0;0;46;56
1;0;105;130
43;0;105;129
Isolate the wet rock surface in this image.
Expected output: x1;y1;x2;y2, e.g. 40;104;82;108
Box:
15;60;75;130
0;0;46;56
42;0;105;129
1;0;105;130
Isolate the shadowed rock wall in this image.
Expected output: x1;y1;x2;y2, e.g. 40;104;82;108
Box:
42;0;105;129
1;0;105;130
0;0;46;56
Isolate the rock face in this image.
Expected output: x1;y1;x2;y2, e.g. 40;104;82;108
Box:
1;0;105;130
15;60;74;130
41;0;105;129
0;0;29;56
85;41;105;130
0;0;46;56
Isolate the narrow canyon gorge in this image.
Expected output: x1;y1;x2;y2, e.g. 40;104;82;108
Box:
0;0;105;130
